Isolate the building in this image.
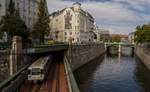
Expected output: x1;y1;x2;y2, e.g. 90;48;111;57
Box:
120;34;128;42
14;0;48;31
0;0;10;20
93;30;102;42
110;34;128;42
98;29;110;42
49;2;95;43
128;32;135;44
0;0;10;42
1;0;49;31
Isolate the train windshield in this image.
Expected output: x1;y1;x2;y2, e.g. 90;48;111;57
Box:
31;68;41;75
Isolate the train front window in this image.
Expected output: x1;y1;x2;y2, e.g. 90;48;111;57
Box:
31;68;41;75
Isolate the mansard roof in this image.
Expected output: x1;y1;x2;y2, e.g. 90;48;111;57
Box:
49;8;66;17
49;5;94;20
73;2;81;6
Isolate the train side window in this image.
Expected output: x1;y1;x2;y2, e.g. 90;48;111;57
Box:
28;70;31;74
41;70;44;74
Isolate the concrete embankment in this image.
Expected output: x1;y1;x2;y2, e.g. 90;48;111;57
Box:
135;44;150;70
65;43;105;71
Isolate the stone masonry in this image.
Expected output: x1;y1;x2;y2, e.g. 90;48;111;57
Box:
66;43;105;71
135;44;150;70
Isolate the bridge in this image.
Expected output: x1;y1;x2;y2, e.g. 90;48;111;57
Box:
0;37;80;92
104;42;135;53
26;44;69;54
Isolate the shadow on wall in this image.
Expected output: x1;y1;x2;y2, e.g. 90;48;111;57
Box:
74;55;104;92
135;57;150;92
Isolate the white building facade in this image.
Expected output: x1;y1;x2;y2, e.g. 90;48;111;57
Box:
49;2;95;43
128;32;135;44
98;29;110;42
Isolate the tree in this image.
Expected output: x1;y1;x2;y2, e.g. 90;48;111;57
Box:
0;0;29;43
135;24;150;43
32;0;50;43
111;35;121;42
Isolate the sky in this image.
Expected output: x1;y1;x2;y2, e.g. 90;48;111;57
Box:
47;0;150;35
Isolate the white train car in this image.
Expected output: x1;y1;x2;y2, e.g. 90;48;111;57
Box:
28;56;51;81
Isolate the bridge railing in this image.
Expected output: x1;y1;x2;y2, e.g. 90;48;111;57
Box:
25;43;69;54
64;55;80;92
0;64;29;92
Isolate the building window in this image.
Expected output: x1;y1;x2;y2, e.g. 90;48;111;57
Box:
64;32;67;35
77;38;79;42
65;11;72;29
55;35;58;39
70;32;72;35
78;26;79;29
65;37;67;40
75;26;79;30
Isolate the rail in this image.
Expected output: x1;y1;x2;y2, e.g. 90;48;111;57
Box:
20;58;70;92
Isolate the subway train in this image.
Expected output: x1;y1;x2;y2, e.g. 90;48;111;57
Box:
28;55;51;81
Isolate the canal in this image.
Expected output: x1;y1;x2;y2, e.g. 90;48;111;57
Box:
74;54;150;92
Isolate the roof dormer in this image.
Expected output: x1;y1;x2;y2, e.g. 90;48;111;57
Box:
73;2;81;12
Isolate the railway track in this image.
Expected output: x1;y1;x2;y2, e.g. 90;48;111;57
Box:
20;59;69;92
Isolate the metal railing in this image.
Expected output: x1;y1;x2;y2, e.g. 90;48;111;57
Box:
64;55;80;92
0;64;29;92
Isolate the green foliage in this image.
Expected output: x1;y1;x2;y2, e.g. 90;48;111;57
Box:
0;0;29;42
0;14;29;42
135;24;150;43
111;35;121;42
32;0;50;43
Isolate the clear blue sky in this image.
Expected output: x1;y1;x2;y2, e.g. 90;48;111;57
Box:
47;0;150;34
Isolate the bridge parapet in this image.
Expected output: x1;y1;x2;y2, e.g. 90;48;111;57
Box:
25;44;69;54
105;42;135;48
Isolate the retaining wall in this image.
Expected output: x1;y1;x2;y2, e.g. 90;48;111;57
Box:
135;44;150;70
65;43;105;71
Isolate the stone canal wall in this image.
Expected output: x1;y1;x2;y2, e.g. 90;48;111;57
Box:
65;43;105;71
135;44;150;70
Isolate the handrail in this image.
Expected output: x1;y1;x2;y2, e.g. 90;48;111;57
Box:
0;64;29;90
64;56;80;92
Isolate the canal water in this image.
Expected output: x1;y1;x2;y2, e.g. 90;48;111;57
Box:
74;54;150;92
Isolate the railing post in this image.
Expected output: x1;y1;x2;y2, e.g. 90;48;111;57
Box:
118;43;121;53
